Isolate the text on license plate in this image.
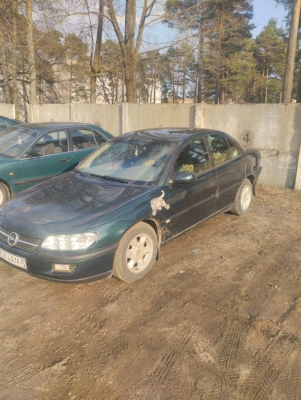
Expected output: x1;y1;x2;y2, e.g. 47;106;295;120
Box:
0;247;27;269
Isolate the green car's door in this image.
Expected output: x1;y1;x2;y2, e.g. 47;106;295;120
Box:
69;128;107;167
19;130;73;191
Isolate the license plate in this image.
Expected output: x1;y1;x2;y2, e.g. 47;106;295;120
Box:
0;247;27;270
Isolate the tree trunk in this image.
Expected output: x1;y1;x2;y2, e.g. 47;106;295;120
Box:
124;51;137;103
215;1;224;105
0;30;12;104
196;26;204;103
90;0;103;104
26;0;37;105
297;64;301;102
282;0;301;104
11;0;19;117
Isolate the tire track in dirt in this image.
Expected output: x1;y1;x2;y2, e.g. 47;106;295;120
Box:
234;332;299;400
275;349;301;400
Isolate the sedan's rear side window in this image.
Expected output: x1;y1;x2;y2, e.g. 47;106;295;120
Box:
226;137;242;158
207;134;232;166
174;137;211;175
70;129;106;150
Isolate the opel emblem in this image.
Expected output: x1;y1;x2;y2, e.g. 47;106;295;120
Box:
8;232;19;247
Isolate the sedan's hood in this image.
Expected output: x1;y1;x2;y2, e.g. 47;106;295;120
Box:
0;171;152;237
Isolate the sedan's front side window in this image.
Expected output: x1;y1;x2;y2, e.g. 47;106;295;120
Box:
174;137;211;175
31;131;68;156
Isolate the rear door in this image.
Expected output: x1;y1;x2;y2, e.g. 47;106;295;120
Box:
19;130;72;191
166;136;217;237
206;133;245;211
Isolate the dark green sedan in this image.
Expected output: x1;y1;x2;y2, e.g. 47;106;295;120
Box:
0;122;112;206
0;128;262;283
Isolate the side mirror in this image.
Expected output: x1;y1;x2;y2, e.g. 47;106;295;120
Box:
23;148;42;158
172;172;196;184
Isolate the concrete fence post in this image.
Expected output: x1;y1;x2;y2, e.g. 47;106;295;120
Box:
28;104;34;122
70;104;74;122
194;102;204;128
120;102;129;135
294;146;301;190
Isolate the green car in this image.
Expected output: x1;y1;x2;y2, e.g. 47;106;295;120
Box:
0;122;112;207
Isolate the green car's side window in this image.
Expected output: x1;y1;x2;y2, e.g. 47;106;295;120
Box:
31;131;68;155
70;129;106;151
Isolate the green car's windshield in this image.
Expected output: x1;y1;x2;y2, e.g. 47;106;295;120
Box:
0;127;39;158
76;139;176;185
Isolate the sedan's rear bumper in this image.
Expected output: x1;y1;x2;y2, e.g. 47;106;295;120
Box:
0;241;118;282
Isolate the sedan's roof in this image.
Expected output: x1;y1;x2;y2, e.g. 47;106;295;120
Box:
15;122;103;131
0;115;22;124
120;128;220;142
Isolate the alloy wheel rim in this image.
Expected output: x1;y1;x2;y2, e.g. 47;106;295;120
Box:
126;233;153;273
241;185;251;210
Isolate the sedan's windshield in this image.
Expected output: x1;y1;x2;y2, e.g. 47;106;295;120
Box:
77;139;176;185
0;127;39;158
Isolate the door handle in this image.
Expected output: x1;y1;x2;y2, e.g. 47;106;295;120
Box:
60;158;70;163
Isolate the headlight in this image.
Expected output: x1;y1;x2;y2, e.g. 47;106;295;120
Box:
41;233;98;251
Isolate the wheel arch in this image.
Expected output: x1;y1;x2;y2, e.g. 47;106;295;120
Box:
0;179;11;197
143;218;161;261
246;174;256;195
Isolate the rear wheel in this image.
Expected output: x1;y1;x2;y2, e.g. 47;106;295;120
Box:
0;183;9;208
113;222;157;282
230;178;253;216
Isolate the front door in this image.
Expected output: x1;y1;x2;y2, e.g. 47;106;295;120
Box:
19;130;73;191
165;136;217;238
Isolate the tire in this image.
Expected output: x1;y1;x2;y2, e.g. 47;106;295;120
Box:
113;222;157;282
230;178;253;216
0;183;9;208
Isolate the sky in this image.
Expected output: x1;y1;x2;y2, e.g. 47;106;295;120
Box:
252;0;287;37
142;0;290;50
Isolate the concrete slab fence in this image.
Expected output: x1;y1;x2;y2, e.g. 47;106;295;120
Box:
1;103;301;190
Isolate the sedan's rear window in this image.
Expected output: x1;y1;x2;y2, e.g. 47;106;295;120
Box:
0;127;39;158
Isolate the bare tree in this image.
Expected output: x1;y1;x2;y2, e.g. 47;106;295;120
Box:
26;0;37;105
106;0;157;103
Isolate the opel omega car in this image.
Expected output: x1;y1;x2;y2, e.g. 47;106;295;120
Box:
0;128;262;283
0;122;112;207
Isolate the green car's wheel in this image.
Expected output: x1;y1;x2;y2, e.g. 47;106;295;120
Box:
230;178;253;216
0;183;9;208
113;222;157;282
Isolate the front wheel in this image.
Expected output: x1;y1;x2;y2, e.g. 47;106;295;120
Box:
230;178;253;216
113;222;157;282
0;183;9;208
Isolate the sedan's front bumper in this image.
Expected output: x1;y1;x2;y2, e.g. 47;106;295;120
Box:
0;240;118;282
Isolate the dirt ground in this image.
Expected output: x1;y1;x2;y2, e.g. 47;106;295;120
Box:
1;185;301;400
